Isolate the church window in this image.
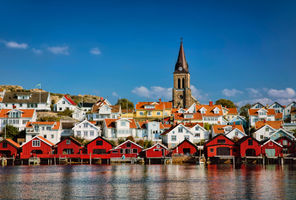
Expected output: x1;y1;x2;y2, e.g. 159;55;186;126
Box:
178;79;181;89
182;78;185;89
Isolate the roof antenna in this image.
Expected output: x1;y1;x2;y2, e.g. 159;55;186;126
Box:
180;37;183;42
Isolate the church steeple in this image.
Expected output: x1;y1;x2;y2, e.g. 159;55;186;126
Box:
174;39;189;73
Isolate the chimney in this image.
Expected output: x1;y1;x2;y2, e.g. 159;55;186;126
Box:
209;101;213;106
159;98;161;102
233;122;236;125
100;97;104;101
263;119;266;123
13;105;16;109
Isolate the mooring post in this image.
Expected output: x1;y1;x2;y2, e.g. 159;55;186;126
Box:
90;153;92;165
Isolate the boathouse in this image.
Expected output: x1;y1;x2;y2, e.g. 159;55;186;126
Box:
275;136;295;156
55;137;83;157
0;139;20;157
204;134;237;158
85;136;113;159
171;139;198;156
141;143;168;158
21;136;54;159
110;140;143;160
236;136;261;157
261;139;283;158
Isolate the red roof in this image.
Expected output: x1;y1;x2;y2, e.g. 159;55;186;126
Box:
0;109;35;118
36;136;55;146
196;104;223;116
173;112;202;120
104;118;137;129
64;95;77;106
227;108;238;115
255;121;282;130
5;139;20;148
26;121;60;130
275;113;283;120
212;124;245;134
136;101;172;110
249;109;275;116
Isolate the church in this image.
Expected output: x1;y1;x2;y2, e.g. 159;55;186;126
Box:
172;41;199;108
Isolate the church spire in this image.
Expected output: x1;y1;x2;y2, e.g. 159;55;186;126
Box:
174;38;189;73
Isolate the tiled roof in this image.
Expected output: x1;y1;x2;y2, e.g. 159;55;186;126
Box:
212;124;245;134
37;136;55;146
5;138;20;148
26;121;60;130
183;122;204;128
255;121;282;130
0;97;2;102
2;91;49;103
104;118;137;129
275;113;283;120
0;109;35;118
136;101;172;110
173;112;202;120
196;104;223;116
248;109;276;116
227;108;238;115
64;95;77;105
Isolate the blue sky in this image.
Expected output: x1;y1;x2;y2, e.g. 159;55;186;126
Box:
0;0;296;106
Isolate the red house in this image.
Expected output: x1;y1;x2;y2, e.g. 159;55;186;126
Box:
236;136;261;157
141;143;168;158
110;140;143;158
85;136;113;159
21;136;54;159
0;139;20;157
171;139;198;156
275;136;295;156
261;139;283;158
205;134;237;158
55;137;83;157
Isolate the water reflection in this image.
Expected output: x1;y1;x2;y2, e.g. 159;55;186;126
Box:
0;164;295;200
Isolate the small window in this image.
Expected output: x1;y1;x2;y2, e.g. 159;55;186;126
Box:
90;131;94;136
96;140;103;146
210;148;214;152
126;142;131;147
171;135;177;141
184;135;190;140
283;140;288;146
44;135;47;139
3;142;7;148
178;127;182;133
217;139;225;144
120;149;124;154
248;139;253;146
66;139;71;145
32;140;40;147
51;135;54;139
126;149;131;154
133;149;138;153
260;135;263;139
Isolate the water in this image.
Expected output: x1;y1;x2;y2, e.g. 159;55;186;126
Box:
0;164;295;200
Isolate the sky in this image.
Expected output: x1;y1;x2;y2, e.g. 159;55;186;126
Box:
0;0;296;106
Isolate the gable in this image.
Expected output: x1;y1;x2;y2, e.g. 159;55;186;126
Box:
205;134;234;146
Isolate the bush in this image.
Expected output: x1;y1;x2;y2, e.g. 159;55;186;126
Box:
57;108;73;117
117;138;125;145
143;140;153;148
126;136;135;142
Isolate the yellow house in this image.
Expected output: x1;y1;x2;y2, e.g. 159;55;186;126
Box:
135;99;172;120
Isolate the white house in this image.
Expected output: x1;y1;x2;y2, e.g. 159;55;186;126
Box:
89;99;121;121
55;95;77;112
60;121;75;137
25;121;62;144
161;124;194;148
252;121;283;141
72;120;101;141
212;124;246;140
0;91;51;111
0;109;37;131
103;118;137;139
284;102;296;120
78;102;94;112
251;102;265;109
72;107;86;121
248;108;276;126
136;121;164;141
185;123;209;143
268;102;284;114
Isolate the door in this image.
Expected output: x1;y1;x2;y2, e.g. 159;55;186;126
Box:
265;149;276;157
217;147;230;156
245;149;256;156
183;148;191;155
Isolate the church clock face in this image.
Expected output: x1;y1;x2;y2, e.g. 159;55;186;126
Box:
178;67;183;71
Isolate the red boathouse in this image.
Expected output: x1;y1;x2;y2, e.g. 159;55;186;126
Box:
275;136;295;156
261;139;283;158
205;134;237;158
110;140;143;159
85;136;113;159
141;143;168;158
21;136;54;159
236;136;261;157
0;139;20;157
55;137;83;157
171;139;198;156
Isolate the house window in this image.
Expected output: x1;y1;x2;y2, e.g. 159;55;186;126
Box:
120;149;124;154
283;148;288;154
3;142;7;148
195;133;200;137
217;139;225;144
248;140;253;146
121;121;126;126
126;142;131;147
44;135;47;139
133;149;138;154
77;131;81;137
283;140;288;146
178;127;182;133
139;112;144;116
90;131;94;136
265;127;269;131
84;131;88;137
210;148;214;153
184;135;190;140
96;140;103;146
32;140;40;147
84;123;88;128
195;126;199;131
171;135;177;141
157;112;161;116
66;139;71;145
147;111;152;116
126;149;131;154
62;101;65;104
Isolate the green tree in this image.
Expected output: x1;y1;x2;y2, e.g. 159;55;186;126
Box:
57;108;74;117
126;136;135;142
1;125;19;139
239;104;251;119
116;98;134;110
215;99;236;108
204;123;212;131
291;129;296;137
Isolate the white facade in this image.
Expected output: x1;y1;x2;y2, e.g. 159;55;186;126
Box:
72;120;100;141
253;125;277;141
284;102;296;119
268;102;284;114
249;108;275;127
103;118;137;139
72;108;86;121
55;96;77;112
225;128;246;139
25;122;62;144
89;104;120;121
0;109;37;131
145;122;163;141
187;124;209;143
162;124;194;148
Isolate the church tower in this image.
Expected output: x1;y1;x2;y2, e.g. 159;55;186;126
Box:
172;40;198;108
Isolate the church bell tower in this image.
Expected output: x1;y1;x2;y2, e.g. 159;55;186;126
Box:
172;40;197;108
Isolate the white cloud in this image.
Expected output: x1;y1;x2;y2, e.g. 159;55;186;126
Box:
267;88;296;99
47;46;69;55
246;88;261;97
32;48;42;54
112;92;119;97
132;86;171;100
236;98;274;107
222;88;243;97
1;40;28;49
90;47;101;55
191;85;209;102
